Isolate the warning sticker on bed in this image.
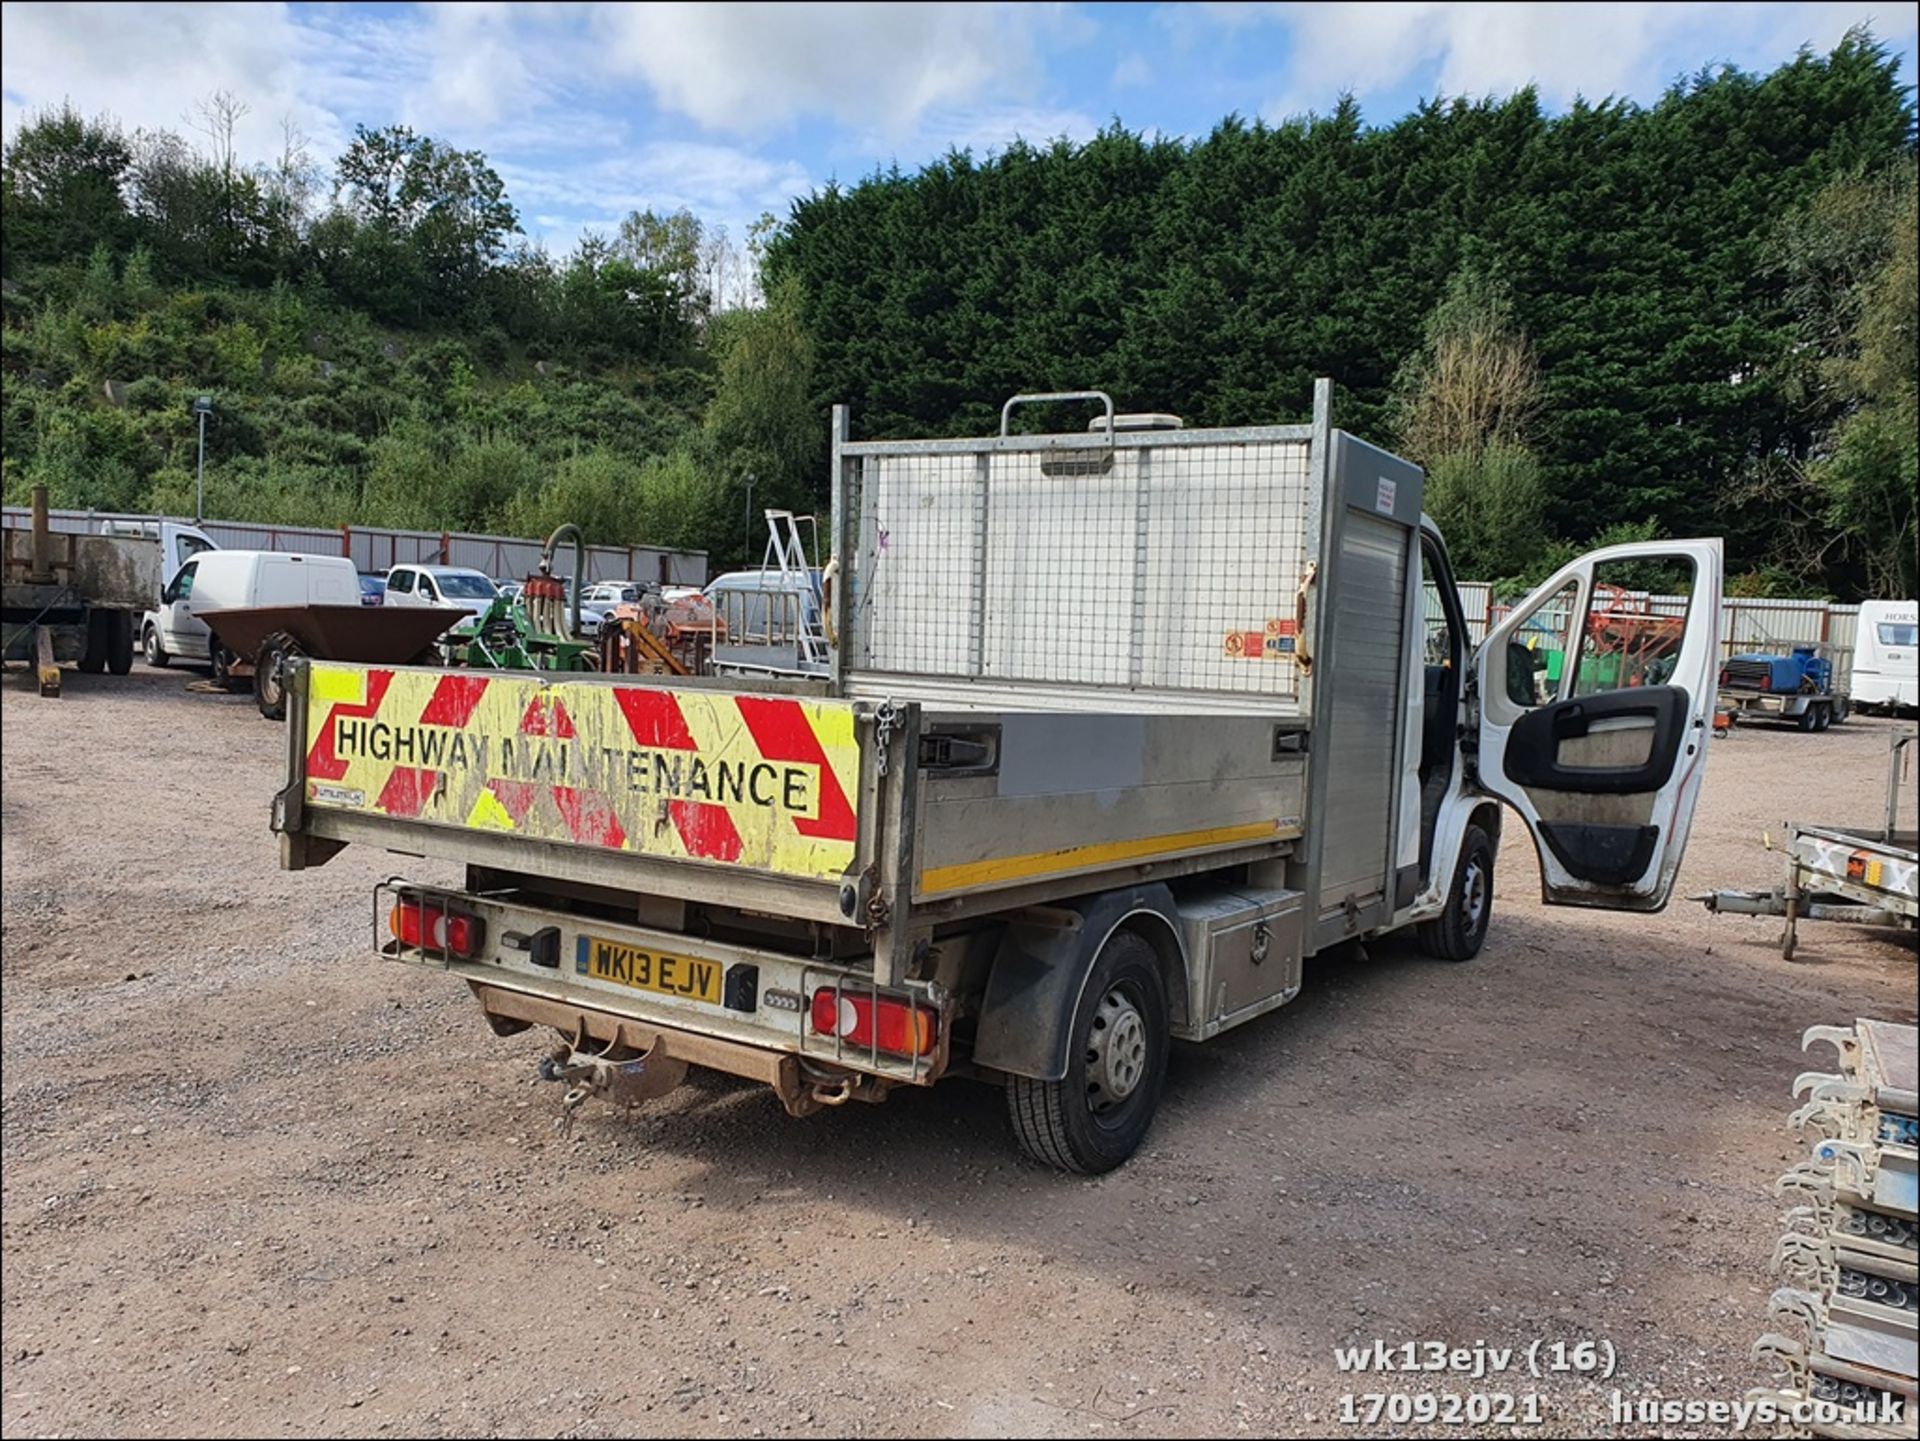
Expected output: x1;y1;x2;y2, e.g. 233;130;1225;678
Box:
1376;476;1398;514
1224;628;1295;659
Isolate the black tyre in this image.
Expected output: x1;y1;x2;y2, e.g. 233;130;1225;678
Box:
106;610;133;675
144;623;170;668
79;610;109;673
209;641;238;689
1417;823;1494;962
1814;702;1832;732
1798;705;1820;733
253;630;298;721
1831;698;1850;725
1006;930;1168;1175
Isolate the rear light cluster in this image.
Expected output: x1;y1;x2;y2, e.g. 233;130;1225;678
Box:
388;897;484;958
809;987;936;1057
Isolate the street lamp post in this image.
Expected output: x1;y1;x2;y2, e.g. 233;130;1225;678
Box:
742;471;756;562
193;396;213;523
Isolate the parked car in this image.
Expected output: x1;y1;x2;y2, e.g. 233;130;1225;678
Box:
146;550;359;675
562;578;606;637
582;580;658;608
384;564;498;624
494;580;522;603
358;574;385;606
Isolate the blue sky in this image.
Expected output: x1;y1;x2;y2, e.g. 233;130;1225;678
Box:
3;2;1914;261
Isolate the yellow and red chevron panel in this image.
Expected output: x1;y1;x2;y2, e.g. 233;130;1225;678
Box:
301;663;860;881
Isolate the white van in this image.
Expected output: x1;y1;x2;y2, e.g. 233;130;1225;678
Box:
145;550;358;670
1854;600;1918;714
704;567;827;677
103;516;218;581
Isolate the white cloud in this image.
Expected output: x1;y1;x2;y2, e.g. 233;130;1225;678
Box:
585;2;1075;137
1;1;347;162
1212;2;1920;119
865;103;1101;164
1112;55;1155;89
500;140;813;249
0;1;818;254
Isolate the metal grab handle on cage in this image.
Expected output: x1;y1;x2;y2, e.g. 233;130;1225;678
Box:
999;390;1116;439
820;554;840;648
1294;562;1319;676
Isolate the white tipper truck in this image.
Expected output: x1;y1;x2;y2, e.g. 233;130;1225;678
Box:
273;383;1725;1172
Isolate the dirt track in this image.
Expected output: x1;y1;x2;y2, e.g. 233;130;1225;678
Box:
3;664;1915;1438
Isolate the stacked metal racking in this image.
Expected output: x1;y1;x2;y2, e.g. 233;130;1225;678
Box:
1755;1019;1918;1438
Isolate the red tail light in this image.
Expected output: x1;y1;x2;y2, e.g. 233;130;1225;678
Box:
810;987;936;1057
1718;667;1728;687
1758;673;1770;692
388;898;483;958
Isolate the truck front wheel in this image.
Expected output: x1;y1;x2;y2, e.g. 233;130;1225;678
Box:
1418;823;1493;962
1005;930;1168;1175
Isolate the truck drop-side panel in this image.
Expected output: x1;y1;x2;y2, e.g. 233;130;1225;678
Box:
909;710;1306;903
297;662;864;882
280;665;1312;937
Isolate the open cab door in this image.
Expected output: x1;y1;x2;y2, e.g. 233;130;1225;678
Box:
1470;539;1723;911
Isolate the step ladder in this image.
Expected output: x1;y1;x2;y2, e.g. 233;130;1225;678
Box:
760;510;829;670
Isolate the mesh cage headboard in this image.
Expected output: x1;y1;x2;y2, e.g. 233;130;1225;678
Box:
837;424;1318;706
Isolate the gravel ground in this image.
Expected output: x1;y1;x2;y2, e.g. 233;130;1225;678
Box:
2;664;1915;1439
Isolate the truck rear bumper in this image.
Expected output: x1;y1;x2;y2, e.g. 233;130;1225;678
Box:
467;982;871;1115
376;879;950;1091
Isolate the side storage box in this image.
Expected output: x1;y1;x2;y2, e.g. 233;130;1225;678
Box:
1173;887;1305;1041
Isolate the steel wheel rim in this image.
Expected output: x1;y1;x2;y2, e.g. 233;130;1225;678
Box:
1086;985;1148;1114
1461;856;1488;932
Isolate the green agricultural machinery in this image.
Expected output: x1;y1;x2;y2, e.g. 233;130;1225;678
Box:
444;524;598;673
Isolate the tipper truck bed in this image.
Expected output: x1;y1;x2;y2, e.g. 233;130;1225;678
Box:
276;383;1727;1171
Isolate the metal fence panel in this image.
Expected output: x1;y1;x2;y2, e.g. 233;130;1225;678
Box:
3;506;707;586
199;520;344;556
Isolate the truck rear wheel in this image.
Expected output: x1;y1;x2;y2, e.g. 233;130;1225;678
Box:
1798;704;1821;733
106;611;133;675
1418;823;1493;962
1005;930;1168;1175
79;611;109;673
